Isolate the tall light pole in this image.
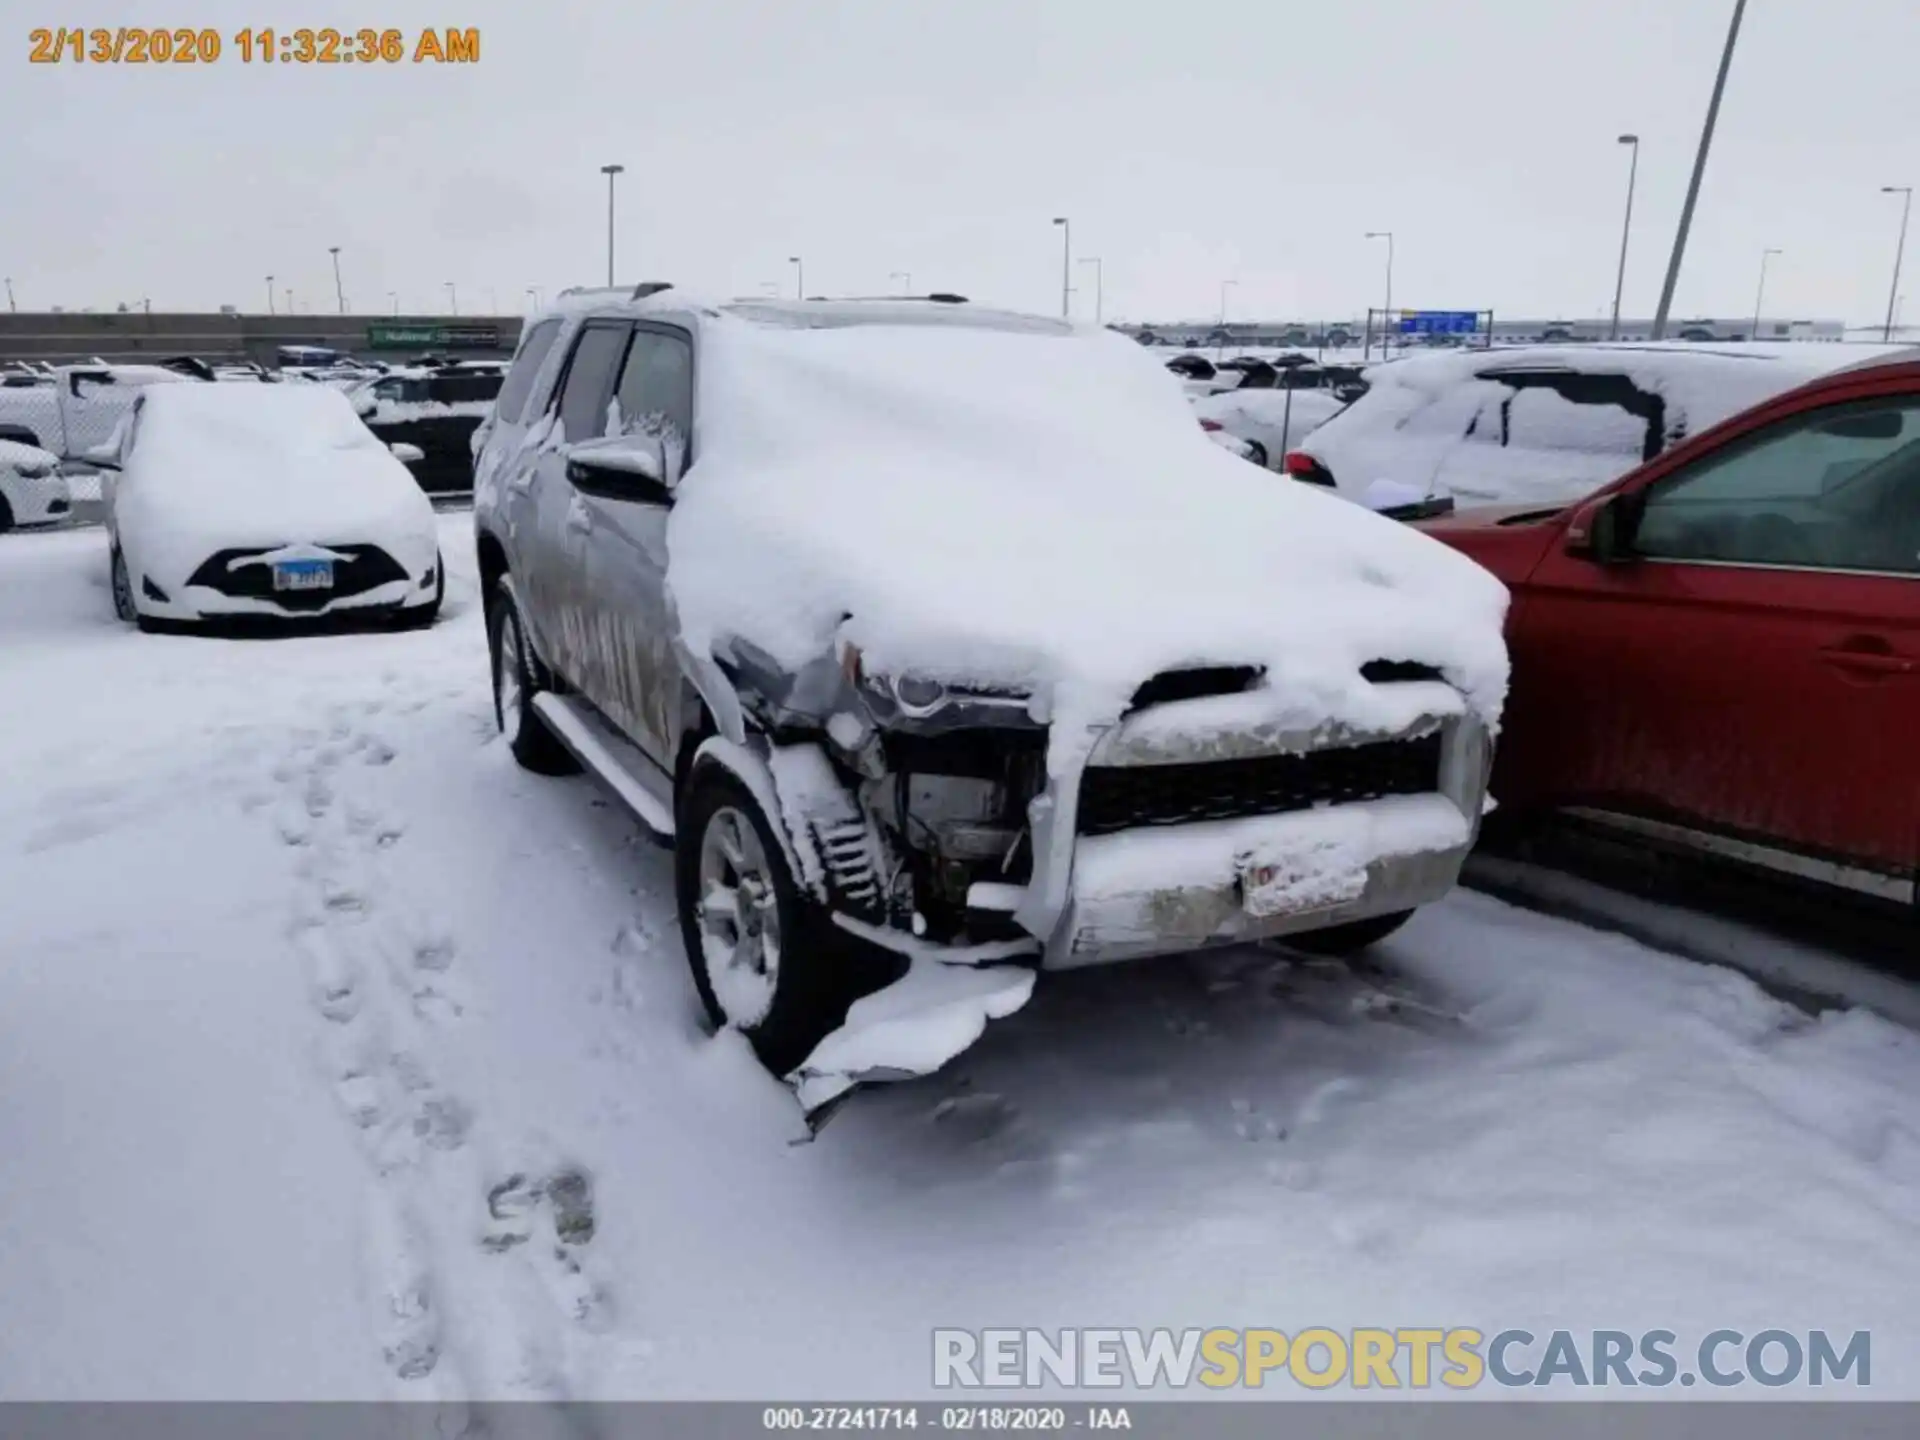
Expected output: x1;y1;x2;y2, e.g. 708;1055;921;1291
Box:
1052;217;1071;318
1079;257;1103;325
526;286;541;312
445;282;457;316
1609;135;1640;340
600;163;625;288
285;287;294;315
266;275;275;315
1881;186;1913;343
1365;231;1393;360
789;256;804;299
1652;0;1748;340
4;277;15;313
388;291;399;315
1217;279;1237;359
890;270;912;294
1750;247;1781;339
328;246;346;314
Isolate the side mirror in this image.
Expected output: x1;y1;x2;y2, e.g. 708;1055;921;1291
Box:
1565;491;1639;564
79;440;123;470
1362;478;1433;514
389;442;425;465
569;434;664;481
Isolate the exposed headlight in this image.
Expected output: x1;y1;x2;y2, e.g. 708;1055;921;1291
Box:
877;672;949;718
841;643;1039;730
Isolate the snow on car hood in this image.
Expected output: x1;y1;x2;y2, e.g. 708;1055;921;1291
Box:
0;438;61;475
668;316;1510;773
118;384;435;582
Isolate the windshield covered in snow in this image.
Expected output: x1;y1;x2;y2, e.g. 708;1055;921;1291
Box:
133;383;391;473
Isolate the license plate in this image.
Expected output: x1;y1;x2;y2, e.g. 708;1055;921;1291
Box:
273;559;334;591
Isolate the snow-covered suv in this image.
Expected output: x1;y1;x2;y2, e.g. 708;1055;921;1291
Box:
472;285;1509;1113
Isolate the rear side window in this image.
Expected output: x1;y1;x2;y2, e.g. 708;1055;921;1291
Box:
554;324;631;442
611;329;695;461
493;319;563;425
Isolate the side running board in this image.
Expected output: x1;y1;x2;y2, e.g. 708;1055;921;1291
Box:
531;693;676;847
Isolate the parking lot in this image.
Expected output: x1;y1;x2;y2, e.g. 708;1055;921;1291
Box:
4;514;1918;1400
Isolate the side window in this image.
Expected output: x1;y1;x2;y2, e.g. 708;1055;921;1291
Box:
554;324;632;443
610;329;695;464
373;378;405;400
1505;387;1647;459
1636;397;1920;575
494;319;562;424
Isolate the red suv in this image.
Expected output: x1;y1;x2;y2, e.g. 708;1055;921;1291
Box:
1417;350;1920;911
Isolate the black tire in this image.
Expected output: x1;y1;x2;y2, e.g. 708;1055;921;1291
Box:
676;766;900;1077
1244;441;1270;469
1286;909;1416;956
488;577;578;775
110;542;139;623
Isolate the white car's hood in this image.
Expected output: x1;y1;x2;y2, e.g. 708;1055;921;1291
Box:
120;442;435;586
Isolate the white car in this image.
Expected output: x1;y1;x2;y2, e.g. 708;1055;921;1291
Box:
1194;386;1349;469
97;383;442;630
0;438;72;530
1286;344;1868;510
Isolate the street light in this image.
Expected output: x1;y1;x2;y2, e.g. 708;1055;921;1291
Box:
1365;231;1393;359
1079;257;1103;325
890;270;912;294
1051;217;1071;318
789;256;804;299
1750;247;1781;339
328;245;346;314
600;163;625;288
1881;186;1913;343
1217;279;1237;360
285;287;294;315
265;275;275;315
1652;0;1748;339
1609;135;1640;340
445;282;457;316
526;286;542;311
5;277;16;313
388;291;400;316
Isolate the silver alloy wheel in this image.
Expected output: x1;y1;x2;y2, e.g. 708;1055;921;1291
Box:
495;606;524;743
111;547;136;621
695;804;783;1027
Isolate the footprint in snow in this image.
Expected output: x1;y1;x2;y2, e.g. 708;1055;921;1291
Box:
931;1092;1019;1144
364;1195;440;1381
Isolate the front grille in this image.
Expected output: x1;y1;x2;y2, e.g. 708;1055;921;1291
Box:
186;545;411;613
1361;659;1444;684
1076;732;1443;836
1127;665;1265;711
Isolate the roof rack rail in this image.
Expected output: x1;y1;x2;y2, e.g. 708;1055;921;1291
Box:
926;292;969;304
555;284;632;300
632;281;673;299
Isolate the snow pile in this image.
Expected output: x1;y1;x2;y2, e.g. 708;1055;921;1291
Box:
116;384;435;586
362;398;497;425
1302;344;1864;508
666;311;1511;777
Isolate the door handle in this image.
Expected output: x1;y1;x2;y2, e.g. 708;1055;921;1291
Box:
1818;641;1915;677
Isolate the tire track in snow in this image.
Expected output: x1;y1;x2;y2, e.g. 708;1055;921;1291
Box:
265;696;617;1397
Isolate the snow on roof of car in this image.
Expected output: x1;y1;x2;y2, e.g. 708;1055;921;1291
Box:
720;298;1074;336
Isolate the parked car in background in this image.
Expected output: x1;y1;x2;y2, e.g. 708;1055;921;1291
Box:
1286;345;1868;510
95;383;441;630
473;285;1507;1109
1195;386;1350;469
0;437;70;530
1419;348;1920;909
349;363;504;493
0;362;198;461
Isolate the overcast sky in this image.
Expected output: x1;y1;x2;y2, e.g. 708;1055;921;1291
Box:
7;0;1916;325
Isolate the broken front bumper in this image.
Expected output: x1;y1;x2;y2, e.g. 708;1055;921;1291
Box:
1009;700;1492;970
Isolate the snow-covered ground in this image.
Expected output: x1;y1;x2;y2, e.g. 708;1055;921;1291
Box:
4;516;1920;1401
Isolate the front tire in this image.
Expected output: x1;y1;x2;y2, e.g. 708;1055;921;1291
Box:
1286;909;1416;956
0;494;14;533
110;543;139;623
488;577;578;775
676;767;899;1077
1244;441;1270;469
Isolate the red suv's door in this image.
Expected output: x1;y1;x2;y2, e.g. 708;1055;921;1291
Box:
1496;376;1920;897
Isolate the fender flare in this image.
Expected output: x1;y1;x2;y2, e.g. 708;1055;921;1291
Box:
688;735;824;902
